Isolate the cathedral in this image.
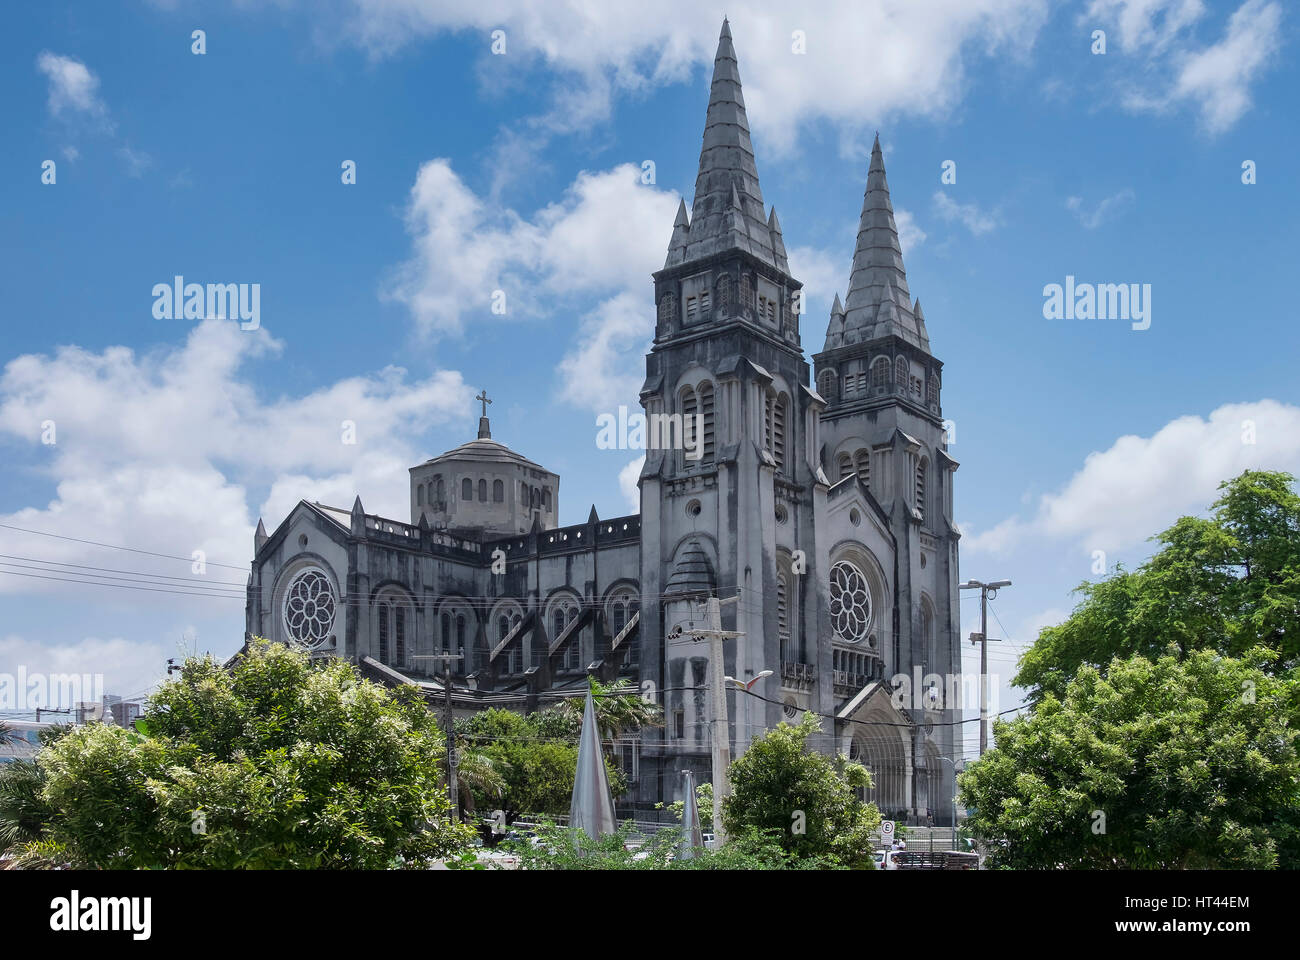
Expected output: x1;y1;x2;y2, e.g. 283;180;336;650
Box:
245;20;963;824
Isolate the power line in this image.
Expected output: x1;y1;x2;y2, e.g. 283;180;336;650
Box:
0;521;248;571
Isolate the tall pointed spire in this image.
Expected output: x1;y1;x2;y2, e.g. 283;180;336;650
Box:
671;18;781;268
835;134;928;351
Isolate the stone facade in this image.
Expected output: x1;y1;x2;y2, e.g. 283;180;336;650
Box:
246;18;964;823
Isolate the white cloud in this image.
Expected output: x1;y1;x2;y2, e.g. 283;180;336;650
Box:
36;52;107;120
966;399;1300;556
1087;0;1283;133
894;208;927;256
932;191;1000;235
555;292;652;413
618;456;644;513
386;160;677;340
0;633;170;708
787;245;843;316
387;158;678;413
309;2;1051;153
0;319;470;597
1065;188;1136;228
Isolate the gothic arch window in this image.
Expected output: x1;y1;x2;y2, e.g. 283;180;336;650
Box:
829;560;873;644
895;356;909;392
817;369;836;400
435;477;445;504
282;566;336;649
375;588;413;670
493;479;504;503
440;613;451;653
680;385;698;469
915;456;929;522
715;274;732;311
657;293;677;332
532;488;541;509
837;453;853;482
920;595;936;673
543;487;552;511
494;602;524;674
854;448;870;489
462;478;473;501
740;273;755;312
478;478;487;501
871;356;891;391
763;390;789;470
417;484;425;506
549;593;581;671
698;381;715;465
775;556;798;662
926;373;940;409
607;587;638;666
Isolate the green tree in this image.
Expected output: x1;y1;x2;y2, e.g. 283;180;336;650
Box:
1017;470;1300;701
959;647;1300;869
722;712;881;868
456;707;624;817
22;639;474;868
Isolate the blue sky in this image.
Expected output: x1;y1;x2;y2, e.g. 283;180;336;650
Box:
2;1;1298;757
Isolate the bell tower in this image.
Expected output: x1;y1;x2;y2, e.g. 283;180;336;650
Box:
639;19;829;778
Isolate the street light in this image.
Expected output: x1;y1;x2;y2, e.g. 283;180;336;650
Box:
959;578;1012;755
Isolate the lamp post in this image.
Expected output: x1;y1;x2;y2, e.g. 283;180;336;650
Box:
935;755;961;849
959;578;1011;755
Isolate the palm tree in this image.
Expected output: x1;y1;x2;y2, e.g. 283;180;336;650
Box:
0;759;52;858
558;676;663;743
450;749;507;820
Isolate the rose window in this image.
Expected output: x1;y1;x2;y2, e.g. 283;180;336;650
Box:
283;568;336;647
829;560;872;643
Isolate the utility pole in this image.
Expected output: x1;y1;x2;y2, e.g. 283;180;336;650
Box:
685;594;742;848
412;653;463;821
959;579;1011;755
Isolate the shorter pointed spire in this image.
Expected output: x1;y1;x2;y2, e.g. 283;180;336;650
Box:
254;518;268;552
831;292;844;317
665;197;691;265
767;207;787;265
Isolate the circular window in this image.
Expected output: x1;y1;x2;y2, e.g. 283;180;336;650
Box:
783;698;798;720
849;508;861;526
774;504;788;524
829;560;872;644
283;567;336;648
685;499;702;517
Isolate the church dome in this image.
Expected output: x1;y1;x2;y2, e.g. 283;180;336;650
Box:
408;391;560;536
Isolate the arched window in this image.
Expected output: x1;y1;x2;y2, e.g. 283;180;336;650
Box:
895;356;908;391
417;484;424;506
698;381;715;465
777;572;791;661
478;478;487;501
926;374;939;409
550;596;580;671
493;479;504;503
773;393;788;470
440;613;451;653
375;594;410;669
837;453;853;482
435;477;445;503
920;598;935;673
855;448;870;489
681;386;698;466
915;457;928;521
543;488;552;511
817;369;836;399
871;356;891;390
462;478;473;501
